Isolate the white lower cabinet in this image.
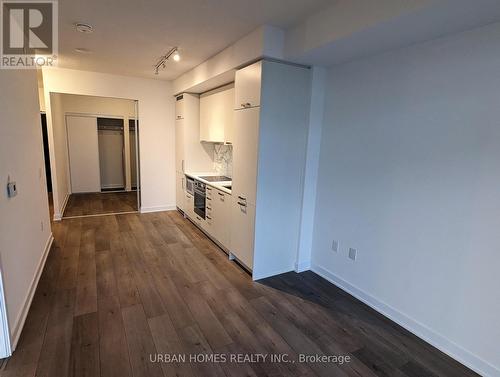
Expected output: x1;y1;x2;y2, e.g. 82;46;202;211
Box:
176;172;185;211
184;192;194;219
230;200;255;269
210;188;231;249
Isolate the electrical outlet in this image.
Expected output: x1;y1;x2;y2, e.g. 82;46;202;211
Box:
331;240;339;252
348;247;357;261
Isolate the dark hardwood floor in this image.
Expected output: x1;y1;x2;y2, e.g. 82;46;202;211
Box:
63;192;138;217
0;211;478;377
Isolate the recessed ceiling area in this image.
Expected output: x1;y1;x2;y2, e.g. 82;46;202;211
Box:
56;0;332;80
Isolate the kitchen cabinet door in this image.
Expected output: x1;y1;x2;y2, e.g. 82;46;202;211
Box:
230;200;255;269
200;90;224;143
212;188;231;248
176;172;185;211
232;107;259;206
185;192;194;219
234;61;261;110
175;119;184;173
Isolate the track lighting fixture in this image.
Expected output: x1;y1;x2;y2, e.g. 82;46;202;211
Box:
154;47;180;75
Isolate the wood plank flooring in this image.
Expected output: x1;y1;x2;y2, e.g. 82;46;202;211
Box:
63;192;138;217
0;211;478;377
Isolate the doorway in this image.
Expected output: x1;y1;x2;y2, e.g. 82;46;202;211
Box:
46;93;140;218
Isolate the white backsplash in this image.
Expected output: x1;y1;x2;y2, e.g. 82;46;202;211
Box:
214;144;233;177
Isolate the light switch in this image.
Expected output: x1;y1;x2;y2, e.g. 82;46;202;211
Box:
7;180;17;198
348;248;357;261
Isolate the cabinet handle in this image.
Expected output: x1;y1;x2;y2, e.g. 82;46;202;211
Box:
207;197;212;201
218;192;224;196
238;195;246;201
207;206;212;210
237;201;247;207
206;216;212;220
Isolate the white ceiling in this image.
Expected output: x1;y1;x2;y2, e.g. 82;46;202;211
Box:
56;0;332;80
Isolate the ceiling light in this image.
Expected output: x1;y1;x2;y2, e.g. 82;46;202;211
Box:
154;47;180;75
75;23;93;33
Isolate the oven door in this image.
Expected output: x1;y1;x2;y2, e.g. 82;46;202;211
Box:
186;178;194;195
194;189;205;219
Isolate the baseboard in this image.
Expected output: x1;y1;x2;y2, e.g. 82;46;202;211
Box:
53;192;69;221
10;233;53;351
101;184;125;189
294;259;311;273
311;264;499;377
140;205;176;213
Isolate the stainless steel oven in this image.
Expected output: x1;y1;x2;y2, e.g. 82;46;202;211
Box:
193;180;206;219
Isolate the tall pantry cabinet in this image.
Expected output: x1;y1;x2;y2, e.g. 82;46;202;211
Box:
230;60;311;280
175;93;214;211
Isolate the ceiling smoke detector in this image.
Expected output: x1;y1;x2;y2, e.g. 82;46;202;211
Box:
75;47;92;54
75;23;93;33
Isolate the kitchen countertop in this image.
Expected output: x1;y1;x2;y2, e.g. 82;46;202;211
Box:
184;172;232;195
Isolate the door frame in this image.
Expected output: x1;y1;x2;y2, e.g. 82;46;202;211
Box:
0;260;12;358
45;92;142;218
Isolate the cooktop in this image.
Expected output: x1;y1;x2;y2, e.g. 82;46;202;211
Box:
199;175;232;182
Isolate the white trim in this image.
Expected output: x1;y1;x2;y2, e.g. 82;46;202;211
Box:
63;211;138;220
53;192;69;221
101;184;125;189
294;259;311;273
11;234;54;351
140;205;176;214
311;264;500;377
0;257;12;358
64;112;125;120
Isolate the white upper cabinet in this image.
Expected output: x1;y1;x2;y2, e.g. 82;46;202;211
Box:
200;84;234;143
234;61;262;110
175;93;214;173
175;95;184;119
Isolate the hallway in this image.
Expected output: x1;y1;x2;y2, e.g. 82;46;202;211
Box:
63;192;138;218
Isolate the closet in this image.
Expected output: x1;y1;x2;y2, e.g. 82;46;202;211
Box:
97;118;125;190
66;115;133;193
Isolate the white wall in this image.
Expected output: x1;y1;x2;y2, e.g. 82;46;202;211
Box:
295;66;326;272
173;25;284;94
311;22;500;376
0;70;52;350
42;68;175;214
285;0;432;59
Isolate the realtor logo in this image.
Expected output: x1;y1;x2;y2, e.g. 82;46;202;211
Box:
1;0;58;68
